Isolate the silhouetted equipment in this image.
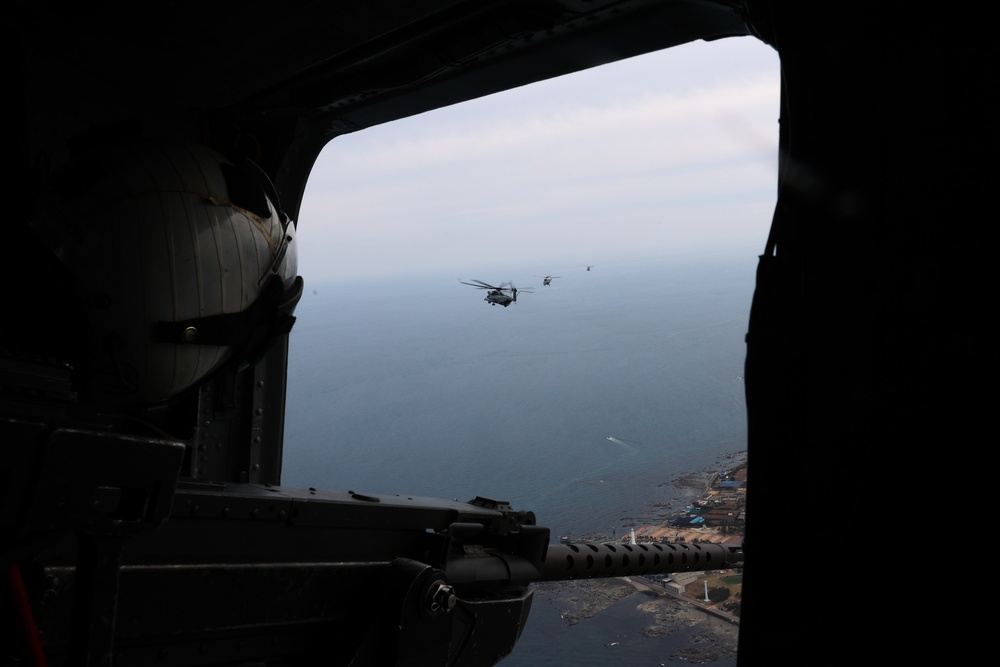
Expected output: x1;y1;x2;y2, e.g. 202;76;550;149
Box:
460;280;533;306
5;1;985;665
535;275;560;286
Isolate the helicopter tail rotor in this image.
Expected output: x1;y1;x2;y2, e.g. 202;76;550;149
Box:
508;282;533;302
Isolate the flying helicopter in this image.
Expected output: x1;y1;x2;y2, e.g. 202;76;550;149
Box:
535;274;560;286
460;279;532;306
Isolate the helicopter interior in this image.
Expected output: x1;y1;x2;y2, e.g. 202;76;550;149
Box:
5;1;986;665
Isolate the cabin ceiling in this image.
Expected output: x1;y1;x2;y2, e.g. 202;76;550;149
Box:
16;1;756;167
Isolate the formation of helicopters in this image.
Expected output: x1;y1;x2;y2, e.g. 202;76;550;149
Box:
461;269;585;306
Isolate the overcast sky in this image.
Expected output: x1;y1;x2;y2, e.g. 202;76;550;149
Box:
296;36;780;285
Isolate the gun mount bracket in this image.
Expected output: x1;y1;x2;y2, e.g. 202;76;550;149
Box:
426;580;457;615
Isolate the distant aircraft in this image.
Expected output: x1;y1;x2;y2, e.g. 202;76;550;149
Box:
535;274;560;286
586;265;593;271
460;279;533;306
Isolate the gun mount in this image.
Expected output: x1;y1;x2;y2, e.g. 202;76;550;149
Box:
1;417;740;666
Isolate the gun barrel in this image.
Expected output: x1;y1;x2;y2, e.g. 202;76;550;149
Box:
540;541;742;581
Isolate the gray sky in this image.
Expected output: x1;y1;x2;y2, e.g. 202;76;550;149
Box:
296;36;780;284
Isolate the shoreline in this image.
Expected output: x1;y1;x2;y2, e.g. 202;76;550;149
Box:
530;450;746;655
565;449;747;547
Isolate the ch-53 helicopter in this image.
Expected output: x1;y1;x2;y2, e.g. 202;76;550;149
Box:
535;275;560;286
460;279;533;306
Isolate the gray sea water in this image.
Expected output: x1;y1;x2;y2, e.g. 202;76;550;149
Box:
282;247;756;665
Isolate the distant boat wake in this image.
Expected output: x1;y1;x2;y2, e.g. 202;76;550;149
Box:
606;435;638;453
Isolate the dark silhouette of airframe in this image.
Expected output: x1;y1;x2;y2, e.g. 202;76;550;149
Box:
4;2;985;665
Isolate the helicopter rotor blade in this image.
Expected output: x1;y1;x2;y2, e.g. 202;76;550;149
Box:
460;279;500;290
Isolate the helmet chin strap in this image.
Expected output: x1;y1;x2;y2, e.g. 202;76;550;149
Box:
154;274;304;371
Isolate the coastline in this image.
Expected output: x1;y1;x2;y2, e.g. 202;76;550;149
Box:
527;451;746;658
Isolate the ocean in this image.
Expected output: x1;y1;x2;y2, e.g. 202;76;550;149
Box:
281;248;756;665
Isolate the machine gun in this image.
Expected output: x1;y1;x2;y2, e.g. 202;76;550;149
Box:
2;407;740;666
